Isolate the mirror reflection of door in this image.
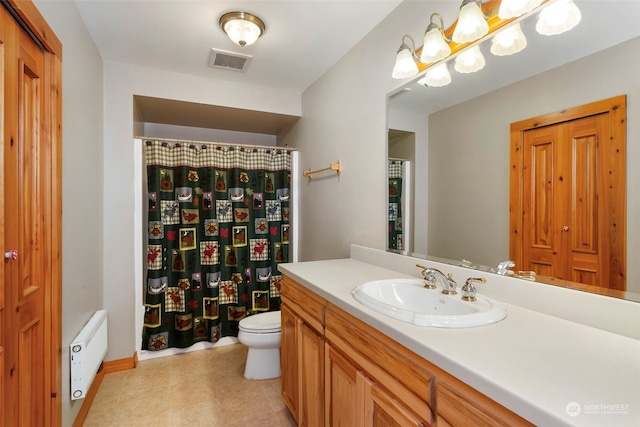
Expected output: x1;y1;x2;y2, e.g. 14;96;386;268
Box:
388;130;415;253
510;96;626;291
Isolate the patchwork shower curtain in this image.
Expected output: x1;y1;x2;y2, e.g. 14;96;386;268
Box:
388;160;403;251
142;140;292;350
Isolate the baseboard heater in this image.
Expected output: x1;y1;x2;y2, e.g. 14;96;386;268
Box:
70;310;108;400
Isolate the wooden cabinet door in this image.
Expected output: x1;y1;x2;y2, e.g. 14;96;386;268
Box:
325;344;363;427
1;8;47;426
299;320;324;427
280;305;299;423
363;377;425;427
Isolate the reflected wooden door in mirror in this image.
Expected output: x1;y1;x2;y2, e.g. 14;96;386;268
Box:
510;96;626;291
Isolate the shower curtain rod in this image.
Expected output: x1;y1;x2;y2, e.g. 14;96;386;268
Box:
135;136;297;152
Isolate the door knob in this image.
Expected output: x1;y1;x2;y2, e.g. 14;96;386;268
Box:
5;250;17;260
562;226;569;232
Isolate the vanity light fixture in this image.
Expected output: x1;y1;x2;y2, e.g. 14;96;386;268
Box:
452;0;489;44
536;0;581;36
392;34;419;79
420;13;451;64
454;45;486;73
390;0;582;80
498;0;543;19
418;63;452;87
490;22;528;56
220;11;265;47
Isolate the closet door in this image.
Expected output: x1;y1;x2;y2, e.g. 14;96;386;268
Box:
2;7;47;426
521;114;611;286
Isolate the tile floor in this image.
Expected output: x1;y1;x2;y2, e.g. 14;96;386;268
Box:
84;343;297;427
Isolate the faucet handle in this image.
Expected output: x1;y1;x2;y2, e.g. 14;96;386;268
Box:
515;270;536;281
462;277;486;301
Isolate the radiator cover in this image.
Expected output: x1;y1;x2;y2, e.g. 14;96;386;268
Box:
70;310;108;400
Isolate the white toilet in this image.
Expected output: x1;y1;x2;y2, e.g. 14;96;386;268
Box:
237;310;281;380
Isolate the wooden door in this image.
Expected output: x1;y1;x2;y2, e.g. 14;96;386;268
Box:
510;96;626;291
1;3;62;425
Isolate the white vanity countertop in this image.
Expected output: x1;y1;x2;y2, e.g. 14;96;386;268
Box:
278;258;640;427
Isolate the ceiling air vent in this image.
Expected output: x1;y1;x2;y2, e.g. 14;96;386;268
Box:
208;48;252;72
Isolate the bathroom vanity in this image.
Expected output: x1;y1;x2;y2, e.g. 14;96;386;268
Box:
279;246;640;427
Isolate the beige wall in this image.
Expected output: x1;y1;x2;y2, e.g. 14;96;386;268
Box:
280;2;417;261
428;36;640;294
32;1;104;425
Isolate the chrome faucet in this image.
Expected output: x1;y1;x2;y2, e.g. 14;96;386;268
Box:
416;265;457;294
461;277;486;301
493;260;515;276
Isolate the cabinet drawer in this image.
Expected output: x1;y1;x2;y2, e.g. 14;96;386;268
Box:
436;381;533;427
281;275;326;332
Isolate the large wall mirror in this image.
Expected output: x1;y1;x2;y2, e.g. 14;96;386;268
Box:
387;1;640;301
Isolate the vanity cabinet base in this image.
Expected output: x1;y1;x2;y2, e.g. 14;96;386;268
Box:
281;275;532;427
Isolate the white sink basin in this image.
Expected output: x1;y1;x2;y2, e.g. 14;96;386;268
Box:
351;278;506;328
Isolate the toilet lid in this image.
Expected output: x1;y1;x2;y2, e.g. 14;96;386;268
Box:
239;310;281;333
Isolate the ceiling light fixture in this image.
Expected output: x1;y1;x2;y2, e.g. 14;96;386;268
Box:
536;0;581;36
220;11;265;47
420;13;451;64
452;0;489;44
498;0;543;19
392;35;419;79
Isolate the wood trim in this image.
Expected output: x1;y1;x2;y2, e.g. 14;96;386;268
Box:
49;52;63;427
102;352;138;374
5;0;62;59
509;95;627;290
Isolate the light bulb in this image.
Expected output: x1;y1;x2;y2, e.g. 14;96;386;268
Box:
392;47;418;79
452;1;489;44
421;27;451;64
536;0;582;36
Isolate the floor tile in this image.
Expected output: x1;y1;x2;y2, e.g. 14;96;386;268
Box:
84;343;292;426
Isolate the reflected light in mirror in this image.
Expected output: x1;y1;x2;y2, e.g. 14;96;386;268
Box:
454;45;486;73
452;0;489;43
536;0;582;35
418;63;452;87
498;0;543;19
490;22;528;56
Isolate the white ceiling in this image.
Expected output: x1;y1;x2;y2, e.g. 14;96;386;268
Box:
73;0;402;93
73;1;640;132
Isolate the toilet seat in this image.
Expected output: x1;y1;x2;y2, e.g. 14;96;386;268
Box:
239;310;281;334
